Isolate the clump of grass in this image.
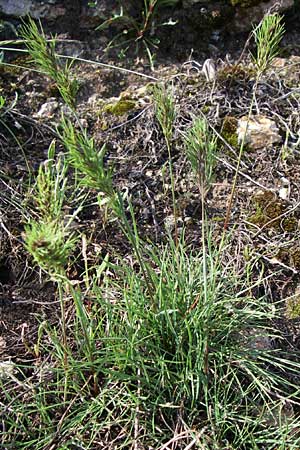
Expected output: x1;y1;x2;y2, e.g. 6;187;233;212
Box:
4;233;300;448
95;0;179;70
91;238;300;447
18;16;78;108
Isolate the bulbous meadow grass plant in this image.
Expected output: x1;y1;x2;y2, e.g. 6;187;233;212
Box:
24;140;79;380
3;14;300;450
224;13;285;230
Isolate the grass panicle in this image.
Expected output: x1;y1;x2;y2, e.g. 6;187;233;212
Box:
154;82;176;145
18;16;78;108
59;116;114;196
33;140;68;222
24;220;77;279
252;13;285;75
184;116;217;195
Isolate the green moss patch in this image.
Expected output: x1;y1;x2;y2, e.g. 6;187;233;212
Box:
103;99;136;116
286;291;300;319
221;115;239;148
247;190;298;232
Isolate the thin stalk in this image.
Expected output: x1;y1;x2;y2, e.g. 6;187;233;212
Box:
0;46;158;81
166;138;178;245
198;172;210;379
223;77;258;231
115;193;156;308
137;0;158;39
57;279;68;401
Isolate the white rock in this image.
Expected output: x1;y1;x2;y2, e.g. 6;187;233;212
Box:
164;214;176;230
202;58;217;82
35;99;59;118
0;360;15;380
279;177;290;201
237;115;282;150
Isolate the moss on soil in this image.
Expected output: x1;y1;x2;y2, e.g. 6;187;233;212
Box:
230;0;262;7
247;190;298;232
218;64;255;83
286;293;300;319
103;98;136;116
221;115;239;148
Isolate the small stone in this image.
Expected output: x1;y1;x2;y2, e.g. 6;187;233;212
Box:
79;118;88;128
279;176;290;200
202;59;217;82
0;336;6;351
279;187;289;200
34;99;59;118
239;328;272;352
164;215;176;230
0;360;15;380
237;115;281;150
